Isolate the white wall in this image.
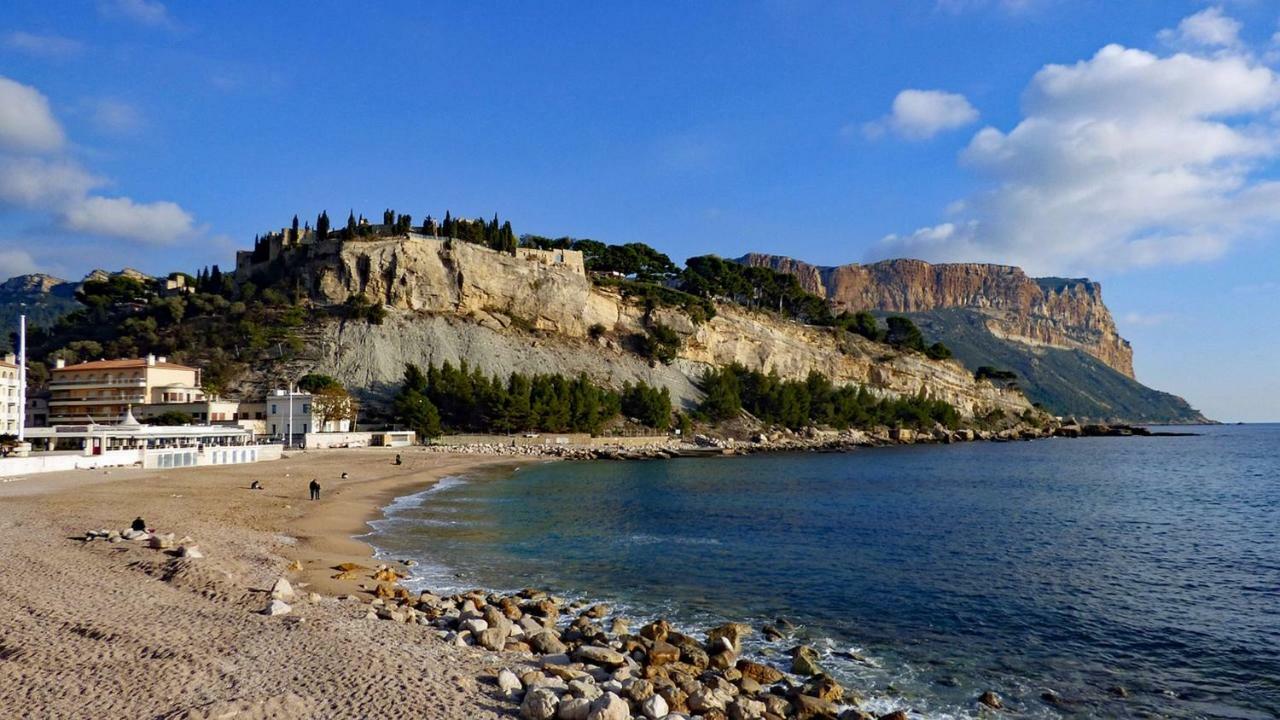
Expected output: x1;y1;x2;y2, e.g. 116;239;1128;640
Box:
0;449;142;477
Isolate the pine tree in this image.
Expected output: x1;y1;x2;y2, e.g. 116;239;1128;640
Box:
316;211;330;241
346;210;357;235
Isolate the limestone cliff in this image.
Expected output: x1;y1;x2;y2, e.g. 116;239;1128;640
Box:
740;254;1135;378
281;237;1030;418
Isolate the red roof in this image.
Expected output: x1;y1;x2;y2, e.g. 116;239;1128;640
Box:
51;358;198;372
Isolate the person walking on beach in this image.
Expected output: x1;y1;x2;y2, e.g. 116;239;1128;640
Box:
309;479;320;501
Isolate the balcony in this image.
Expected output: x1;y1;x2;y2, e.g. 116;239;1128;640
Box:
49;395;147;406
49;378;148;389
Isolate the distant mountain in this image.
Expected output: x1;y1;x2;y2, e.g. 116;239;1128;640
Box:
0;274;82;351
739;254;1207;424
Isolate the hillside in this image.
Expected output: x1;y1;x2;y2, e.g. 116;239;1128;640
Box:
0;274;80;351
899;308;1207;423
740;254;1205;423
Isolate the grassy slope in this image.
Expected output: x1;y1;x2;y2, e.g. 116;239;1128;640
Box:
890;308;1207;423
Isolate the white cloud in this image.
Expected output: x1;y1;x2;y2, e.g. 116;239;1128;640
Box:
1158;6;1241;49
866;89;979;140
0;76;65;153
62;196;194;245
0;74;197;249
0;248;39;279
3;31;84;60
1120;311;1176;327
90;99;144;135
876;24;1280;275
0;157;102;207
98;0;174;29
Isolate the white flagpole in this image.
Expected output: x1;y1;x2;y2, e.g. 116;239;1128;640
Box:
18;314;26;442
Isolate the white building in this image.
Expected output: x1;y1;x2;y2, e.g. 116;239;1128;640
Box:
0;354;19;435
266;389;352;445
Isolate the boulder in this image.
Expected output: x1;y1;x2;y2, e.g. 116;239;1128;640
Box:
736;660;784;685
573;645;627;668
648;641;681;666
179;545;204;559
790;645;824;676
557;697;591;720
761;625;785;641
497;669;523;696
271;577;296;602
478;626;509;651
706;623;752;654
582;603;610;619
586;692;629;720
978;690;1002;709
262;599;292;616
148;533;175;550
805;675;844;703
878;712;909;720
530;631;569;655
687;687;731;713
639;618;672;642
791;694;839;720
521;687;560;720
728;697;767;720
709;649;737;671
463;618;491;635
640;694;668;720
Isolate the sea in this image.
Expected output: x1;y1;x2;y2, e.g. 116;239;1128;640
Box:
365;424;1280;719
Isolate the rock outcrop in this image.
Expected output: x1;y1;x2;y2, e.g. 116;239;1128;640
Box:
739;254;1135;378
282;237;1031;418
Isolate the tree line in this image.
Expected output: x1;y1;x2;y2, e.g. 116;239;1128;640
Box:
697;363;961;431
391;361;673;438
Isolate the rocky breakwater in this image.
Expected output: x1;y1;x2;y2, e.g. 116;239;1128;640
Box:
740;254;1135;379
361;582;955;720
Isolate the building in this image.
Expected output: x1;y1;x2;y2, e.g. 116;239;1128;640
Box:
25;394;48;428
48;355;204;425
0;354;19;435
12;407;282;475
266;389;353;444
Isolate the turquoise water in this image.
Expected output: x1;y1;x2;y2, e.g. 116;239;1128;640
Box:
367;425;1280;719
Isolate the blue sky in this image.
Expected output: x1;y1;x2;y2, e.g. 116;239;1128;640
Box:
2;0;1279;421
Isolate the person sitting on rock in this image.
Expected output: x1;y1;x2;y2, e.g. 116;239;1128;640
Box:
130;517;146;532
250;480;262;490
340;472;349;479
309;479;320;501
394;454;402;466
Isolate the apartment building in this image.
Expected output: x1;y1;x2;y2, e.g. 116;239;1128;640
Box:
0;354;19;435
48;354;204;425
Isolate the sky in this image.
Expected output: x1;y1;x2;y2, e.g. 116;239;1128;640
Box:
1;0;1279;421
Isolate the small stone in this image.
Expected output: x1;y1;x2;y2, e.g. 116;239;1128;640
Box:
877;712;909;720
179;545;204;559
271;577;296;602
287;559;304;572
978;690;1003;709
1108;685;1129;699
148;533;175;550
262;599;292;616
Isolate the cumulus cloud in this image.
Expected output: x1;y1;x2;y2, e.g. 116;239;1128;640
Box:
0;76;65;152
3;31;84;60
865;89;979;140
1158;6;1241;49
0;74;196;248
877;9;1280;275
97;0;174;29
63;196;193;244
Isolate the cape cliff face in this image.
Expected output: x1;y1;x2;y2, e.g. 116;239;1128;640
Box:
740;254;1135;378
274;237;1031;418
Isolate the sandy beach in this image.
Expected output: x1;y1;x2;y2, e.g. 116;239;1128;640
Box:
0;448;531;720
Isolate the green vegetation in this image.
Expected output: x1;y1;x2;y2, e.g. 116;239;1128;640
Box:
145;410;194;426
391;361;673;436
697;363;960;431
632;323;681;364
297;373;343;393
680;255;834;325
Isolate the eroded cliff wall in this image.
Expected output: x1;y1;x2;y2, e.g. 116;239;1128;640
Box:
292;237;1029;418
740;254;1135;378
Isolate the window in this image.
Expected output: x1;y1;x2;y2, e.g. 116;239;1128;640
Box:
302;404;310;413
270;404;277;414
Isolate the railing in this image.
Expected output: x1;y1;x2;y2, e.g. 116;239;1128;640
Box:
49;378;147;388
49;395;147;406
